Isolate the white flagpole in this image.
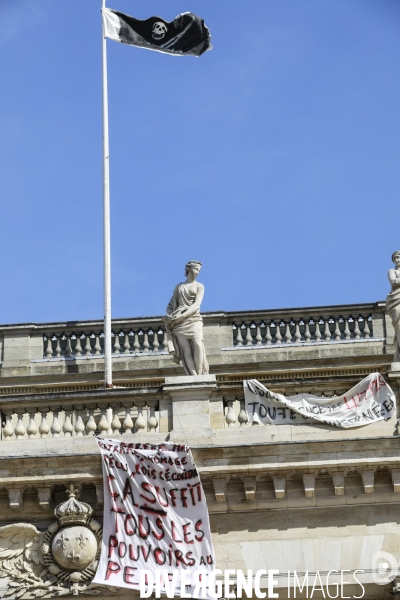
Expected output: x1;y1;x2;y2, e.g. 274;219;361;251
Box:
102;0;113;388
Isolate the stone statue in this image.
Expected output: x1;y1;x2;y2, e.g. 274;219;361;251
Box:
387;250;400;363
0;484;116;597
165;260;209;376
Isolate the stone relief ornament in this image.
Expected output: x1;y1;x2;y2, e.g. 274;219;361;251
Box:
0;485;116;598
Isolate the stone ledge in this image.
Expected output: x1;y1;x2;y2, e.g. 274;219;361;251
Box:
222;337;385;351
165;374;217;385
164;374;217;392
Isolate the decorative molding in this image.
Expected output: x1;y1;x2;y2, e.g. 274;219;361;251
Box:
303;474;315;498
392;469;400;493
213;478;227;502
273;476;286;499
37;485;53;510
8;486;24;511
243;476;257;501
217;365;391;385
331;472;345;496
361;470;375;494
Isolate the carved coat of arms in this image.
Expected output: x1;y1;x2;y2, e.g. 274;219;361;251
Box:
0;485;116;598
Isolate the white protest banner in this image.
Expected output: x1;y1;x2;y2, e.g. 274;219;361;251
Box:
93;438;216;598
244;372;395;428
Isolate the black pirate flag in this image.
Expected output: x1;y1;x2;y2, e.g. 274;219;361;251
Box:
102;8;212;57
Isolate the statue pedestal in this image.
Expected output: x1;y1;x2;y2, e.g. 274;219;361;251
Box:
163;375;217;444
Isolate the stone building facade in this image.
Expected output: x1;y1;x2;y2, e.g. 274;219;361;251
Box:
0;301;399;599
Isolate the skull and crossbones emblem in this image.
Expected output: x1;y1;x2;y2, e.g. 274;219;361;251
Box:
152;22;168;40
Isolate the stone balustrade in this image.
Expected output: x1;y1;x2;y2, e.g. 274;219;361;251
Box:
232;309;373;348
39;305;384;360
43;322;168;359
1;400;159;441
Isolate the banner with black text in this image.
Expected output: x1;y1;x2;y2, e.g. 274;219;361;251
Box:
244;373;395;428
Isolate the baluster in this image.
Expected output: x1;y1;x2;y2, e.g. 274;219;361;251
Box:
74;407;85;437
285;322;292;344
152;329;160;353
3;411;14;440
143;330;150;353
343;317;351;340
148;329;154;352
111;405;122;434
124;332;131;354
245;323;253;346
238;400;249;426
84;334;92;356
63;409;74;437
98;407;109;436
147;402;158;432
113;332;120;355
135;404;146;432
348;316;355;338
86;407;97;435
162;329;169;353
51;408;62;437
122;404;134;434
45;336;53;358
255;323;262;346
323;318;331;341
225;397;237;427
27;410;37;439
314;319;322;342
294;321;301;343
235;324;243;347
354;317;361;340
304;320;311;342
65;335;72;357
15;412;26;439
363;316;371;339
55;336;62;358
100;333;105;354
60;335;66;357
265;322;272;345
133;330;140;353
39;410;50;438
12;413;23;441
138;330;144;353
94;333;102;355
75;334;82;357
275;321;282;345
334;318;341;340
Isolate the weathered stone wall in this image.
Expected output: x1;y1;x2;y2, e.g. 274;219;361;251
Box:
0;301;398;599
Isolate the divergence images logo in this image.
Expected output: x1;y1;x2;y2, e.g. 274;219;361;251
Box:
372;551;399;585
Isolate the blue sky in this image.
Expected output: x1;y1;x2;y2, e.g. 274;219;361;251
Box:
1;0;399;323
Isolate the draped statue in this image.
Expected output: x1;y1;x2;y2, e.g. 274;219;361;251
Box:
165;260;209;376
387;250;400;363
